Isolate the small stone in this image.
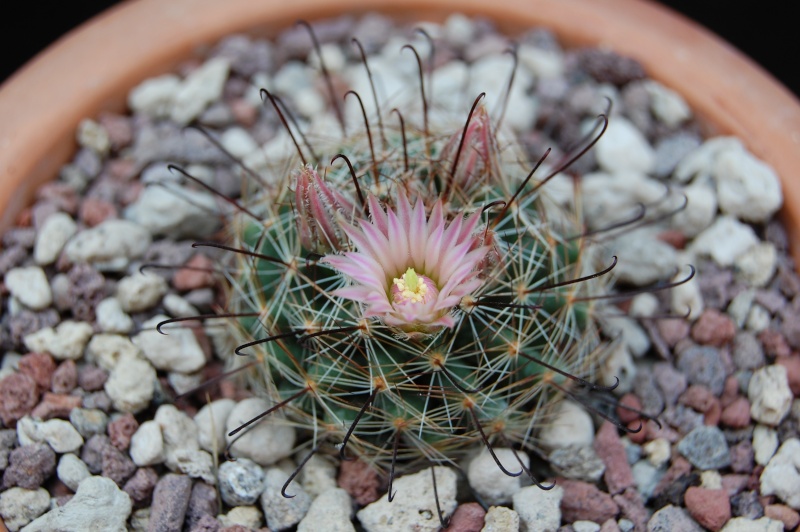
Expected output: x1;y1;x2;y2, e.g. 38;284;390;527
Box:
77;365;108;391
80;434;111;474
735;242;777;288
63;219;151;270
130;420;166;467
124;467;160;507
38;418;85;453
185;481;218;530
684;487;731;531
125;179;220;239
2;443;57;489
96;298;134;334
764;504;800;531
647;505;702;532
194;399;235;454
721;517;783;532
677;426;731;470
129;74;181;117
760;438;800;509
732;332;765;371
173;254;216;291
104;354;156;414
147;473;193;532
631;460;664;501
445;503;486;532
69;408;109;439
692;309;736;347
759;329;792;359
676;345;727;395
357;467;456;532
56;453;91;491
79;197;118;227
748;365;792;426
85;333;140;371
0;373;39;427
297;488;355;532
171;58;230;125
720;397;751;429
729;440;754;473
730;490;764;520
594;422;635;494
261;466;312;531
643;438;671;469
76;118;111;154
560;479;619;524
218;457;265;506
549;445;606;482
645;80;691;127
338;458;381;506
753;425;778;466
0;487;51;531
34;212;78;265
690;216;759;268
133;315;206;374
4;266;52;310
776;355;800;396
225;398;296;466
23;320;94;361
102;444;137;486
17;351;56;392
512;484;564;532
108;412;139;451
653;362;689;407
116;272;168;313
50;359;77;394
468;448;529;504
218;505;263;529
154;404;200;470
173;449;215;484
714;148;782;223
539;400;595;449
482;505;520;532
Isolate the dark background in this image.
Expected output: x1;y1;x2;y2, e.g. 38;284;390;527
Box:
1;2;797;98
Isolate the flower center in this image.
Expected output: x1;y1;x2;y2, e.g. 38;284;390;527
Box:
391;268;436;305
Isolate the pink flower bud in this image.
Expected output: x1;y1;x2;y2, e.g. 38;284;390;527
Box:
439;104;498;197
293;165;355;253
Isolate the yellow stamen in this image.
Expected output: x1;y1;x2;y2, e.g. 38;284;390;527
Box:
392;267;428;303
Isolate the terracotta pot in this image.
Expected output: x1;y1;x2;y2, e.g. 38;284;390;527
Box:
1;0;799;262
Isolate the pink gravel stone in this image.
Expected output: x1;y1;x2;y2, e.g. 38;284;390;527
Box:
173;254;216;291
776;354;800;396
31;393;83;420
108;412;139;451
764;504;800;530
18;351;57;392
51;359;78;394
691;309;736;347
720;397;751;428
616;393;643;425
657;319;690;347
684;487;731;532
759;329;791;358
446;503;486;532
338;458;381;506
79;197;118;227
0;373;39;426
594;422;634;494
559;479;619;524
613;488;648;532
679;384;715;412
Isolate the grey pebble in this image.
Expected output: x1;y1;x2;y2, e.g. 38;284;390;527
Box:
646;504;702;532
82;390;113;412
185;481;219;530
676;345;727;395
81;434;112;474
652;362;688;407
732;332;765;370
102;444;137;486
149;473;193;532
548;445;605;482
730;490;764;519
677;426;731;470
124;466;159;507
69;408;109;439
218;457;266;506
633;368;665;415
653;131;701;178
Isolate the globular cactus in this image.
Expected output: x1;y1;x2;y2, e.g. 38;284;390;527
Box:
163;20;680;507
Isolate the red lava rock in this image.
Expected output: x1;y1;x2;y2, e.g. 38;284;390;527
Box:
31;392;83;420
720;376;740;408
776;354;800;396
594;422;634;494
612;488;648;532
149;474;193;532
124;467;159;507
692;309;736;347
2;443;57;489
616;393;643;424
759;329;792;358
79;197;118;227
0;373;39;426
720;397;752;428
173;254;216;291
338;458;381;506
108;412;139;451
765;504;800;530
51;359;78;394
77;365;109;392
559;479;619;524
657;229;687;249
18;352;57;392
684;487;731;532
446;502;486;532
657;319;691;348
704;399;722;426
679;384;715;412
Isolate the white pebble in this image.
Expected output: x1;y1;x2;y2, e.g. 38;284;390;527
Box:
602;311;651;357
162;293;199;318
512;484;564;532
23;320;93;360
539;400;595;450
760;438;800;509
673;136;743;184
154;404;200;470
608;229;678;287
34;212;78;265
219;505;263;529
23;476;132;531
727;289;755;329
218;457;266;506
173;448;215;484
581;171;664;231
4;266;52;310
171;58;230;125
194;399;236;454
468;448;529;505
57;453;91;491
518;43;564;79
357;467;457;532
573;521;601;532
670;265;704;320
297;488;355;532
629;293;659;318
299;453;338;497
746;304;771;333
261;467;312;530
714;148;782;223
645;80;691;127
643;438;671;468
753;425;779;466
85;333;141;370
671;182;717;237
125;185;220;239
443;13;475;48
690;215;759;267
105;353;156;414
128;74;182;118
308;42;347;72
40;419;84;454
63;219;151;271
482;505;520;532
600;343;637;393
96;298;134;334
721;517;783;532
0;487;50;531
76;118;111;155
595;117;655;174
116;273;167;313
226;397;296;466
130;420;165;467
133;315;206;374
748;365;792;426
734;242;777;288
167;371;202;396
220;127;259;159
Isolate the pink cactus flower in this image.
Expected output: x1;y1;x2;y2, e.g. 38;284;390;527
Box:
322;193;490;335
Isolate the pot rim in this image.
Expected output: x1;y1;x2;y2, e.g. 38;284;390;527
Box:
1;0;799;262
